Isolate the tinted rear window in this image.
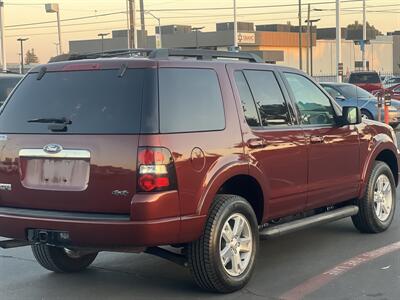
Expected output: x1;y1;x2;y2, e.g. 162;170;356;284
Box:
159;68;225;133
349;73;380;84
0;69;155;134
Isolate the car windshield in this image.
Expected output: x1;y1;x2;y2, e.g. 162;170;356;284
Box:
349;73;381;84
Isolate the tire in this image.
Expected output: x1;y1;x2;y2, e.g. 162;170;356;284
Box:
361;109;374;120
352;161;396;233
187;194;259;293
32;244;98;273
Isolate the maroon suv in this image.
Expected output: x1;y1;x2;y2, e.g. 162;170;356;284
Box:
0;49;398;293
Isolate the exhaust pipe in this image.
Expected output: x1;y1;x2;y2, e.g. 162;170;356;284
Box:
259;205;359;239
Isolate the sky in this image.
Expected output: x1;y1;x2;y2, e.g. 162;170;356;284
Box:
3;0;400;63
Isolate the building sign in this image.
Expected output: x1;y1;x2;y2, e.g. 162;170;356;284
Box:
237;32;256;44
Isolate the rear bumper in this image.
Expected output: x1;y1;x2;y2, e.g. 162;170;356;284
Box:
0;191;206;248
0;210;181;247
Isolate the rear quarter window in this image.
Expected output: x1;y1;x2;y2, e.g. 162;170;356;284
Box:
159;68;225;133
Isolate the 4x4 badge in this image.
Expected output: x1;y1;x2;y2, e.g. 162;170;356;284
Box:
43;144;63;154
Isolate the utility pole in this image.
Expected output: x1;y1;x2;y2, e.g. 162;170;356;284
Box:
146;11;162;48
98;33;109;54
298;0;302;70
306;4;310;74
139;0;146;48
45;4;62;54
54;42;59;56
362;0;367;70
336;0;342;82
17;38;28;74
128;0;136;48
233;0;238;50
0;0;6;72
192;27;204;48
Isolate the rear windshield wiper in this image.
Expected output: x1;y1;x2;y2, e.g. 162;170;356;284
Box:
28;117;72;125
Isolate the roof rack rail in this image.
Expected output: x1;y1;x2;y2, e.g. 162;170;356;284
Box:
48;48;264;63
149;49;264;63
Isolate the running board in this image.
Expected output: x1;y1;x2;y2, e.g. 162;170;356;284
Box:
0;239;30;249
259;205;359;239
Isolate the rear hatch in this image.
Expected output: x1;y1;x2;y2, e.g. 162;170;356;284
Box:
0;65;157;214
349;72;383;92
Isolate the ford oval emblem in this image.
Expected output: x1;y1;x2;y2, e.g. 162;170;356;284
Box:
43;144;63;154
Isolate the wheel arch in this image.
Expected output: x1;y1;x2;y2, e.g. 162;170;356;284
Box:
360;141;399;198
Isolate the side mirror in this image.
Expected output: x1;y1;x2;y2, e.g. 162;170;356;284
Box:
336;95;346;101
341;106;362;125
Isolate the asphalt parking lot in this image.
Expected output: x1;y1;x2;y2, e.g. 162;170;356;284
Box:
1;133;400;300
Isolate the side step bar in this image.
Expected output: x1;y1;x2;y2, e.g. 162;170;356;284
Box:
259;205;359;239
0;239;30;249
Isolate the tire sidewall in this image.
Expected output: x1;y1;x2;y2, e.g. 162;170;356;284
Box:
367;163;396;229
209;197;259;290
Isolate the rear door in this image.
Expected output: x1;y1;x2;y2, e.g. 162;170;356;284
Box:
0;67;157;214
228;65;308;219
282;72;360;209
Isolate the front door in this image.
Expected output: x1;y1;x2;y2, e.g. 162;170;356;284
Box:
228;65;308;219
282;72;360;209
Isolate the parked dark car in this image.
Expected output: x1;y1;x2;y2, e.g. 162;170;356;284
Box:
0;73;23;106
348;71;383;93
0;49;398;293
321;82;400;127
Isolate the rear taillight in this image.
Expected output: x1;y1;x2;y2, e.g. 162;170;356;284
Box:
137;147;177;192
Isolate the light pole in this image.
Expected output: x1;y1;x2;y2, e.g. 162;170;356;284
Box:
336;0;342;82
98;33;109;54
298;0;302;70
0;0;6;72
192;27;204;49
54;42;59;56
362;0;367;70
233;0;238;50
17;38;28;74
305;14;320;76
45;3;62;54
145;11;162;48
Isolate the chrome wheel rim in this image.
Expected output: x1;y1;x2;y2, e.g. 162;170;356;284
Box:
219;213;253;277
373;174;393;222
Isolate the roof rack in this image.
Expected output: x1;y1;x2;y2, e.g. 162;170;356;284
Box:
49;48;264;63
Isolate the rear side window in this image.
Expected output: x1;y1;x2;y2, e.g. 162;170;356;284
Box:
159;68;225;133
243;70;291;126
234;71;261;127
349;73;380;84
0;69;155;134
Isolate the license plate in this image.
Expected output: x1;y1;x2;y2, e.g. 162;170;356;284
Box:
20;158;90;191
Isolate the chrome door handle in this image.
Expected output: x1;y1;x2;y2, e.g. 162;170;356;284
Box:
309;136;325;144
247;138;267;149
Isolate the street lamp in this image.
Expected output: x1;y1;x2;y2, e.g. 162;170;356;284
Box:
45;3;62;54
305;18;320;76
98;33;109;54
192;27;204;49
17;38;28;74
145;11;162;48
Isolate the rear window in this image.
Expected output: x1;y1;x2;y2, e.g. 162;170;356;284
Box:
0;69;155;134
159;68;225;133
349;73;381;84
